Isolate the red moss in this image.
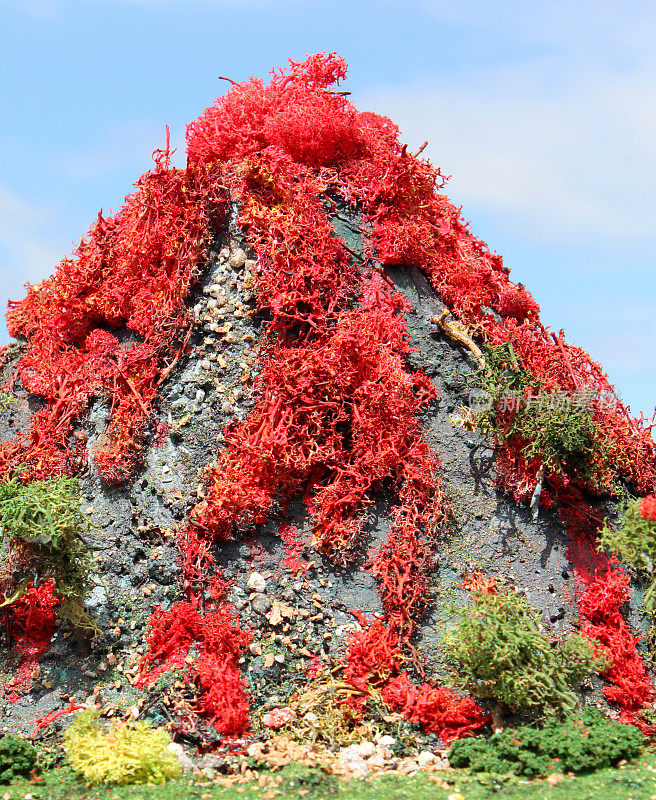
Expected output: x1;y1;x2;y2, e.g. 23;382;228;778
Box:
187;53;354;168
342;614;403;691
577;562;656;733
189;274;446;638
138;596;250;737
562;497;656;733
279;524;310;575
2;147;226;484
496;284;540;324
344;616;488;742
640;495;656;521
28;700;85;738
382;673;489;744
5;581;58;701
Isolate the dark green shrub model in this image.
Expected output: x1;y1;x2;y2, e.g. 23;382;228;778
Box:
0;735;37;782
448;708;644;776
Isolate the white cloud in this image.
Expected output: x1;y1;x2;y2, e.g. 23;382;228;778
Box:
357;2;656;241
358;60;656;241
0;187;63;322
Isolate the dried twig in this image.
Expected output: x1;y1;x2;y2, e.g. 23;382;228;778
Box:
431;309;485;369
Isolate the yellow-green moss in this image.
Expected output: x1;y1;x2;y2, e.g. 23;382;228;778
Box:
443;588;606;720
0;473;99;632
63;710;181;786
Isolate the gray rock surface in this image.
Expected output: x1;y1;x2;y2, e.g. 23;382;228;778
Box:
0;204;632;735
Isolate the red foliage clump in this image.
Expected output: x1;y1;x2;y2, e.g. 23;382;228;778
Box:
342;614;403;691
4;580;58;701
640;495;656;521
561;496;656;733
177;524;232;602
187;54;359;168
576;562;656;733
190;276;446;639
495;284;540;324
138;595;250;737
28;700;85;738
381;672;489;744
343;616;488;743
2;143;226;484
279;524;310;575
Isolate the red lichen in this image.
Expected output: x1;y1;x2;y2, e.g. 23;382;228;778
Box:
28;700;85;738
344;616;488;743
4;580;58;701
279;524;310;576
562;495;656;733
138;595;250;737
342;614;404;692
577;562;656;733
381;672;489;744
640;495;656;521
2;142;226;484
189;275;446;640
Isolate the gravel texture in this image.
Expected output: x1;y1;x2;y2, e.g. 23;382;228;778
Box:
0;203;639;740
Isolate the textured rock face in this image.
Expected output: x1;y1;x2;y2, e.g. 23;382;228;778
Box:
0;212;577;734
0;54;653;747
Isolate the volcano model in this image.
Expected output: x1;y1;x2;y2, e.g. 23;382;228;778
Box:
0;54;655;777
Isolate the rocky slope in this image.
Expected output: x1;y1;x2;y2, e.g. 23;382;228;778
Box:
0;54;654;766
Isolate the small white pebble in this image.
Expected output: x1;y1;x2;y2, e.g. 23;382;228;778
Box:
229;248;247;269
378;736;396;747
356;741;376;758
246;572;267;593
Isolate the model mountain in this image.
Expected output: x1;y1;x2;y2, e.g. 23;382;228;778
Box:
0;53;655;769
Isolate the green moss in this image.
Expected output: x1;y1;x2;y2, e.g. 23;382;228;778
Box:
476;342;608;481
34;740;67;773
276;762;336;794
0;473;99;632
448;708;644;777
0;734;37;783
443;588;606;720
478;341;538;402
63;709;181;786
147;668;186;696
507;395;607;478
10;749;656;800
0;391;16;410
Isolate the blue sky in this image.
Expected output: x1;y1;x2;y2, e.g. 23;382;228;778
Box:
1;0;654;419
